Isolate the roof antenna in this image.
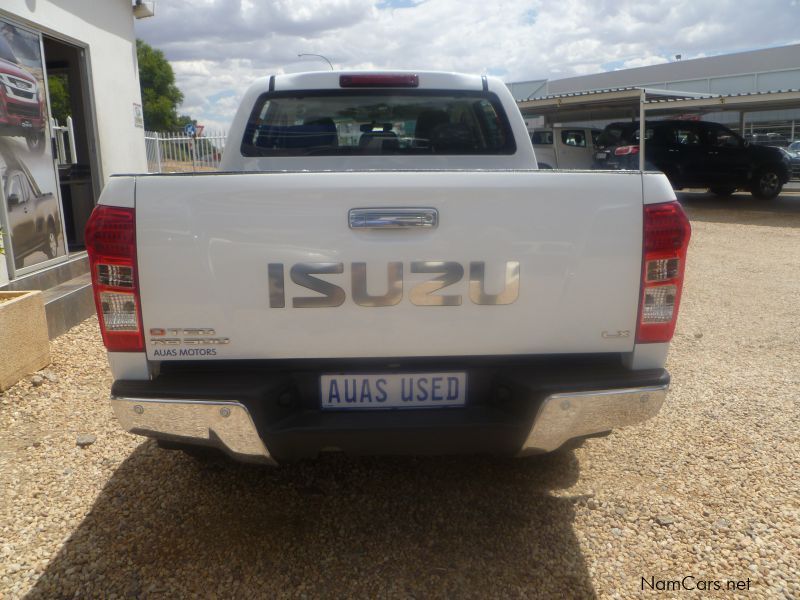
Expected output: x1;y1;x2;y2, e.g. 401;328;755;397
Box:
298;53;334;71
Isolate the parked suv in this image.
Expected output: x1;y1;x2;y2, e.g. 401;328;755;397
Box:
0;35;47;153
530;126;603;169
746;132;789;147
594;120;791;199
778;146;800;180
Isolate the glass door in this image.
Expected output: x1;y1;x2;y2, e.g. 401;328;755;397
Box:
0;17;68;278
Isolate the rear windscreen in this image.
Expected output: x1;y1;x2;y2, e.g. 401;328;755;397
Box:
597;126;626;147
241;90;516;156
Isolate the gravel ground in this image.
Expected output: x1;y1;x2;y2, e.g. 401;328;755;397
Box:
1;193;798;599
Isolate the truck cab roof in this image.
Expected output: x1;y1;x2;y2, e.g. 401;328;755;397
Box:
270;70;487;92
221;70;536;171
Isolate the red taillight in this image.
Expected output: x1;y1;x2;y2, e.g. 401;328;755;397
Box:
614;145;640;156
339;73;419;88
636;202;691;343
85;205;144;352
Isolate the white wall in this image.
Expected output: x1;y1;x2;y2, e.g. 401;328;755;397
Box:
1;0;147;183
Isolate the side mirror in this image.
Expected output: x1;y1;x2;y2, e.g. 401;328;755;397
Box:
743;139;750;148
7;193;20;206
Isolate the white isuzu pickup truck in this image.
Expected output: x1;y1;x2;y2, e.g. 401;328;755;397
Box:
86;71;691;465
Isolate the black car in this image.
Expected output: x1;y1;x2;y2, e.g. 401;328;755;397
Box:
594;120;791;199
746;132;789;147
778;146;800;180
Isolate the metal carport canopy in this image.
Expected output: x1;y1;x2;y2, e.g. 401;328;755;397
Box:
643;88;800;115
517;87;711;123
517;87;800;170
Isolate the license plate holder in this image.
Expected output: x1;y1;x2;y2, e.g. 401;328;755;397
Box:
320;372;467;410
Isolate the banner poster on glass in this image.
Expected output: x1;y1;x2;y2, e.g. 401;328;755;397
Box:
0;17;67;277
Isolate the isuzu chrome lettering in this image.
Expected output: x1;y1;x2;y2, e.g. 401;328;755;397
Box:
88;70;691;465
267;261;521;308
408;261;464;306
469;262;520;306
289;262;346;308
352;262;403;307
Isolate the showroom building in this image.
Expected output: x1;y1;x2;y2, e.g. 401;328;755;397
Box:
0;0;147;285
508;44;800;136
0;1;148;335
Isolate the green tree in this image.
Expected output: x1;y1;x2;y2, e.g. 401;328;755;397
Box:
136;39;191;131
47;73;71;125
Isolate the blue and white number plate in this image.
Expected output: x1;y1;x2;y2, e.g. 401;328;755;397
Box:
320;372;467;410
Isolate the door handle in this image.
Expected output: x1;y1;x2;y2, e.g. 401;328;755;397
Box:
349;208;438;230
708;151;719;155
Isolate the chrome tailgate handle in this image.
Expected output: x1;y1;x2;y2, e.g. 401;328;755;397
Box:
349;208;438;230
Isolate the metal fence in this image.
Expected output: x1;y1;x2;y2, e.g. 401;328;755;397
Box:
144;126;800;181
144;130;227;173
737;120;798;145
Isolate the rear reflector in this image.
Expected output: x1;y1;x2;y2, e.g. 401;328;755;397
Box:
85;205;144;352
340;73;419;88
636;202;691;343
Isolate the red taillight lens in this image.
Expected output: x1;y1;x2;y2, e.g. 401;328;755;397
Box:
85;205;144;352
636;202;691;343
339;73;419;88
614;145;640;156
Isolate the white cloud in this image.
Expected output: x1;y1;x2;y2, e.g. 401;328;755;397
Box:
172;61;213;77
135;0;800;130
621;56;670;69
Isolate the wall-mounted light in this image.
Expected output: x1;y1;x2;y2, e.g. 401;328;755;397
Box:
133;1;156;19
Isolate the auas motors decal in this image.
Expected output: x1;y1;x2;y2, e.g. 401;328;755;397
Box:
268;261;520;308
149;328;229;357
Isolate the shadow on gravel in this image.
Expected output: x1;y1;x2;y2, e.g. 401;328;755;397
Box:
26;442;595;599
677;190;800;228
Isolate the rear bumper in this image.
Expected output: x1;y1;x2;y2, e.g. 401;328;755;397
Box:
110;359;669;463
111;398;276;465
517;385;666;455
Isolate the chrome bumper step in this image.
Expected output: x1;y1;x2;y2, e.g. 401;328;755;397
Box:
110;382;667;464
111;397;276;465
518;385;668;455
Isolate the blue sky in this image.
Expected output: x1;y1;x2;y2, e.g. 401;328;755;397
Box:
135;0;800;131
377;0;419;7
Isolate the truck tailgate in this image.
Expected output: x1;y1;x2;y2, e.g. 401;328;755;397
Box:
135;170;643;360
